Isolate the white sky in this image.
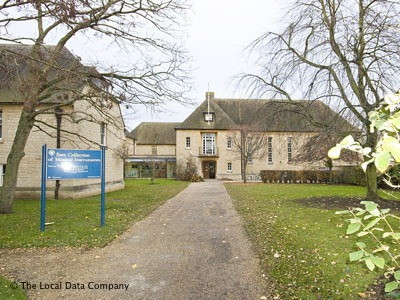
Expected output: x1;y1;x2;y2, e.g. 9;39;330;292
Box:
50;0;288;130
112;0;288;130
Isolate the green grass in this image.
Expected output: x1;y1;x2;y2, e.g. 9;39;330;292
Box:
0;179;189;249
225;183;400;299
0;277;27;300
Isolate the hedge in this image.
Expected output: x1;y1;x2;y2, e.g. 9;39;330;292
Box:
260;167;365;185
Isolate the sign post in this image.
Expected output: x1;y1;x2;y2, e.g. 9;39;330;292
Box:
40;146;105;232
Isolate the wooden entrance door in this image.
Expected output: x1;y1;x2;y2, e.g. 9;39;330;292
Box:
202;161;216;179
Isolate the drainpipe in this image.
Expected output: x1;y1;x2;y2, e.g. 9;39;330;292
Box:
54;107;62;199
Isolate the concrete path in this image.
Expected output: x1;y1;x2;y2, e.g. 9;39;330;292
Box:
0;181;268;299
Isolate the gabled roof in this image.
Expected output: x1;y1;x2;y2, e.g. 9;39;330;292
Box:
131;122;180;145
0;44;105;104
177;97;358;133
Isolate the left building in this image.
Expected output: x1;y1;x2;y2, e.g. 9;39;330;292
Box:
0;44;126;198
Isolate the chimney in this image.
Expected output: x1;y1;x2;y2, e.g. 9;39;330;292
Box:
205;91;214;100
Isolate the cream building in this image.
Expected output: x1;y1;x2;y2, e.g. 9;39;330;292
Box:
128;92;358;180
0;45;125;198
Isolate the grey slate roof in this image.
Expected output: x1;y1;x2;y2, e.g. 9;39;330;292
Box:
0;44;102;104
176;98;358;133
131;122;180;145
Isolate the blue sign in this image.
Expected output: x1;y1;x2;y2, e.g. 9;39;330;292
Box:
46;148;102;180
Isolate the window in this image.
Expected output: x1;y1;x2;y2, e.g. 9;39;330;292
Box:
100;122;106;145
247;138;253;163
288;137;293;163
267;137;273;164
0;164;5;187
186;137;191;149
0;110;2;139
227;137;232;149
151;146;157;155
227;162;232;172
202;133;216;154
203;112;215;122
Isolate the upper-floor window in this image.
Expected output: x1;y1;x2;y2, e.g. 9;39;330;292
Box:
267;137;273;164
186;137;191;149
227;137;232;149
202;133;216;154
203;112;215;122
288;137;293;163
0;110;2;139
100;122;107;145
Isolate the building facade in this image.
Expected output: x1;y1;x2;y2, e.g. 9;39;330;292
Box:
0;45;126;198
128;92;358;181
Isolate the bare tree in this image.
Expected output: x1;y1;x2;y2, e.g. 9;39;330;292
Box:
228;124;268;183
239;0;400;200
0;0;191;213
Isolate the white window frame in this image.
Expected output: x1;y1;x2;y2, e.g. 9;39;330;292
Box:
288;137;293;163
227;162;232;172
267;137;273;164
202;133;216;154
186;137;191;149
100;122;107;146
227;137;232;149
0;164;4;187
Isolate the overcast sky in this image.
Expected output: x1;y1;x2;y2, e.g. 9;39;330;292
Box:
65;0;288;130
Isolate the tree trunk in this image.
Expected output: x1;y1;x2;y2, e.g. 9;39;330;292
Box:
243;162;247;183
0;110;35;213
365;163;379;200
364;131;379;200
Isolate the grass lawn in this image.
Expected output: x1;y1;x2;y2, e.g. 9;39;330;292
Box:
225;183;400;300
0;277;26;300
0;179;188;300
0;179;189;249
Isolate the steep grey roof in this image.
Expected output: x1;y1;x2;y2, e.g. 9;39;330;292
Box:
0;44;103;104
131;122;180;145
177;98;358;133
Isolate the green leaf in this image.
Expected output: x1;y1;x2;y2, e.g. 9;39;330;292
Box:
356;242;366;249
366;258;375;271
358;231;368;237
385;281;399;293
328;146;342;159
381;208;391;214
349;250;364;262
391;117;400;129
339;135;355;146
365;218;380;230
347;223;361;234
335;210;350;215
371;256;385;269
383;232;391;238
392;233;400;240
382;136;400;162
394;271;400;281
375;151;391;173
361;201;378;212
369;208;381;217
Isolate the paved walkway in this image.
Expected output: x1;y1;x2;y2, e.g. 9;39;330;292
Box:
0;181;268;299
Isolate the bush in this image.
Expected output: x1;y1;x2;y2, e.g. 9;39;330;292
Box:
260;167;365;185
176;157;203;182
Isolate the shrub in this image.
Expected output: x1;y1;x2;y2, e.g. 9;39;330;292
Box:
176;157;203;182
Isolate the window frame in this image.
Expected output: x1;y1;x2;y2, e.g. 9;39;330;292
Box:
267;137;273;164
0;110;3;139
227;162;232;172
227;137;232;149
185;137;191;149
287;137;293;163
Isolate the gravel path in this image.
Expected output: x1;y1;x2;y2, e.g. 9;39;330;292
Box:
0;181;269;300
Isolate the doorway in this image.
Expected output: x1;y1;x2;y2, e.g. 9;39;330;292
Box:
202;161;216;179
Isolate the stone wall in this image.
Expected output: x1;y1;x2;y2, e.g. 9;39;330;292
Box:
0;87;125;199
